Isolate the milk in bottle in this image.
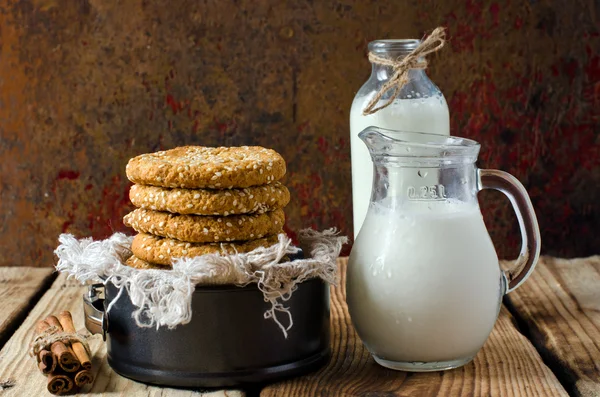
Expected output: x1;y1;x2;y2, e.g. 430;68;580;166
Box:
350;39;450;237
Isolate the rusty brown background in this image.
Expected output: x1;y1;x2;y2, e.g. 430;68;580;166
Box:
0;0;598;267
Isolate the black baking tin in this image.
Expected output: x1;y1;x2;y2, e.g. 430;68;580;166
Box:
86;265;331;387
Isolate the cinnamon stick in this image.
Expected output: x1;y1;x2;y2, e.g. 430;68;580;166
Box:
38;350;56;374
47;373;73;395
57;311;91;370
35;319;51;335
34;320;57;374
74;369;94;387
45;316;80;373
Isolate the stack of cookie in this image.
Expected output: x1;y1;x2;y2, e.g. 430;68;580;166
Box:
122;146;290;269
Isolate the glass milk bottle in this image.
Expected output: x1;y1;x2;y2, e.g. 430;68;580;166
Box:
350;39;450;237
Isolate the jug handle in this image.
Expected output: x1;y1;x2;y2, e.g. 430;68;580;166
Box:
478;169;541;293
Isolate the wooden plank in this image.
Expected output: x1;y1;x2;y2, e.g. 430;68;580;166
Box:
262;258;567;397
0;267;55;347
505;256;600;397
0;273;244;397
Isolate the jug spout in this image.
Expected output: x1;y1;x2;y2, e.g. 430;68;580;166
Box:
358;127;480;164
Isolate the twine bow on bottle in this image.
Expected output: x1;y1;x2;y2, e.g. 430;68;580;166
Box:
362;27;447;116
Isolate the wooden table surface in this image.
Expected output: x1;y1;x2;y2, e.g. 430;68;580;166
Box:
0;256;598;396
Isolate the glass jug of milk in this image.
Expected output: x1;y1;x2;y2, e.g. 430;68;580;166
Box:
346;127;541;372
350;39;450;237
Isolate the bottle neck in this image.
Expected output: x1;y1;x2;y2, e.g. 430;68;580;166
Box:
370;62;427;82
367;39;424;82
362;39;443;109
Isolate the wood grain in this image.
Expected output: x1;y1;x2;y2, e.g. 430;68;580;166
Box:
0;267;55;348
261;258;567;396
0;273;244;397
505;256;600;397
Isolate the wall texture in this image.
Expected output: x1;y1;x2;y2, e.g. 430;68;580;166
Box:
0;0;598;266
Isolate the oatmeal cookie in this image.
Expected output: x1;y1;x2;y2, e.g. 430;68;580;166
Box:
129;182;290;215
131;233;281;265
124;208;284;243
126;146;286;189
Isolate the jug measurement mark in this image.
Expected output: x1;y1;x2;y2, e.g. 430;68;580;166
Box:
407;185;447;201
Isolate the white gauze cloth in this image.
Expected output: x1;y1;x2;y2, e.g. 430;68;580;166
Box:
55;229;347;337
